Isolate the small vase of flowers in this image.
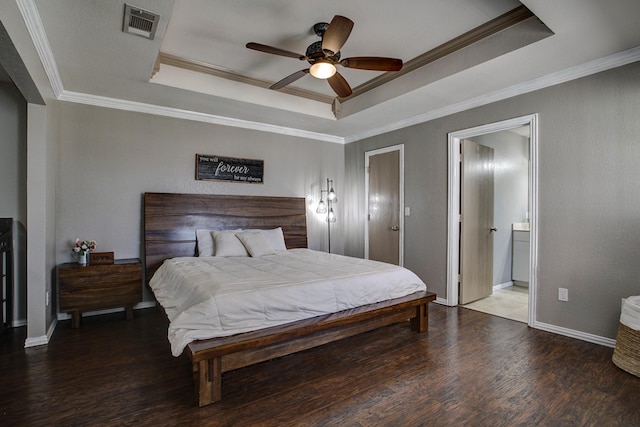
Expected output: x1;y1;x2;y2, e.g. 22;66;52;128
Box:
72;238;97;266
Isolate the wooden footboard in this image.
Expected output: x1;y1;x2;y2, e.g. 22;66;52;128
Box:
187;290;436;407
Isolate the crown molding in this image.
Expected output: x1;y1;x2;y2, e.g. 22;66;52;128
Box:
18;0;640;145
158;52;335;105
17;0;343;143
347;5;535;100
16;0;63;97
58;90;345;144
345;46;640;143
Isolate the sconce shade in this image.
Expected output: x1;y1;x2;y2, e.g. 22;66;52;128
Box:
309;61;337;79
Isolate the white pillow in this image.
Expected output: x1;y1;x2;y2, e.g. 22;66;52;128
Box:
261;227;287;251
197;229;245;256
212;231;249;257
237;232;276;257
196;229;215;257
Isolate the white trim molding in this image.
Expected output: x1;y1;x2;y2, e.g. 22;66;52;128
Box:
58;91;345;144
345;46;640;143
434;297;449;306
446;114;539;331
534;321;616;348
493;282;514;291
13;318;28;328
24;317;57;348
17;0;640;145
24;335;48;348
16;0;64;97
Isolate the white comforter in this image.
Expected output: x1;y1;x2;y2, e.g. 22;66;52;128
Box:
149;249;427;356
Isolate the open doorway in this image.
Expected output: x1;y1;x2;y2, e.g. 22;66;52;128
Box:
447;115;538;326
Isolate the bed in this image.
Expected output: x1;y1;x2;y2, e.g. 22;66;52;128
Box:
143;192;436;406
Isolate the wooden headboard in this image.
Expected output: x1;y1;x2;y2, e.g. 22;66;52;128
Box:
143;192;308;283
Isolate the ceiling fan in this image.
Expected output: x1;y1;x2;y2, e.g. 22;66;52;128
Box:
246;15;403;98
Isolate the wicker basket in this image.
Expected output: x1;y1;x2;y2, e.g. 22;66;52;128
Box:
612;322;640;377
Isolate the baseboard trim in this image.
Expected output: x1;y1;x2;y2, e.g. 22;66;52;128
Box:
493;281;513;291
12;319;27;328
46;317;57;341
24;316;58;348
24;335;47;347
433;296;616;348
56;301;157;321
434;297;450;306
533;321;616;348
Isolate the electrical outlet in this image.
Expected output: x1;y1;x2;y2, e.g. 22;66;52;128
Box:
558;288;568;302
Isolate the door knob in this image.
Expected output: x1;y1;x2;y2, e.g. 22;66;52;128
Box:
391;225;400;231
490;227;498;232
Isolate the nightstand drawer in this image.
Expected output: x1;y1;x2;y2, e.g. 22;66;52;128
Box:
58;258;142;328
59;280;140;311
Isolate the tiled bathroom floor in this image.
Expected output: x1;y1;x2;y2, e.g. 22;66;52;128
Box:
462;285;528;323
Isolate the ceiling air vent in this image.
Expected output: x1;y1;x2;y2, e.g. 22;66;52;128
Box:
123;4;159;40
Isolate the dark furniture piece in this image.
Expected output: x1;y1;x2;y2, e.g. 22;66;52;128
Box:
0;218;13;335
143;192;436;406
58;258;142;328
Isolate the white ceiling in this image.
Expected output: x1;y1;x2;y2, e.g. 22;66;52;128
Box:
24;0;640;142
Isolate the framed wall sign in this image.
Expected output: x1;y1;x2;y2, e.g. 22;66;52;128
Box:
196;154;264;184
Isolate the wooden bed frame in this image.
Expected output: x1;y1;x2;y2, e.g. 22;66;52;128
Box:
143;192;436;406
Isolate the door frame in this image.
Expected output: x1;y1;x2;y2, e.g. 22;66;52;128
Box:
365;144;405;266
446;114;538;327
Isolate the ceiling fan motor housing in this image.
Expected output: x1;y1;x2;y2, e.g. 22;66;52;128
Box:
313;22;329;36
306;41;340;64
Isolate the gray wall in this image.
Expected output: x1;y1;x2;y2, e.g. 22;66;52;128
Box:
0;82;27;323
55;103;345;303
345;61;640;340
0;83;26;220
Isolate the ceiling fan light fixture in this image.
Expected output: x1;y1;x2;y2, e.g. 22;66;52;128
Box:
309;61;336;79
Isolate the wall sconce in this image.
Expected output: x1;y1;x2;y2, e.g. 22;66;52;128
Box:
316;178;337;252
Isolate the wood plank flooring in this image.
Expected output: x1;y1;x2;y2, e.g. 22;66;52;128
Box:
1;304;638;426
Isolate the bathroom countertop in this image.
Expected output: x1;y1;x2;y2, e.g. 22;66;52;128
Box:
512;222;530;231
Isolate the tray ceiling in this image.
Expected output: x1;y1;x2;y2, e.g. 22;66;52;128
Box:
12;0;640;142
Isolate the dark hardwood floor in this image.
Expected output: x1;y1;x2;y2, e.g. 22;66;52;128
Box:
1;304;638;426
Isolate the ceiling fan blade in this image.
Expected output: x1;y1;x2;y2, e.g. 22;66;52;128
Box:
246;42;305;60
322;15;354;55
327;71;352;98
340;57;403;71
270;69;310;90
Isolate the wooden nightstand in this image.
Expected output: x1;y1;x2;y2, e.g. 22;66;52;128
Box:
58;258;142;328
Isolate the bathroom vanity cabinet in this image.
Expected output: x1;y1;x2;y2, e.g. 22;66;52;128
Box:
512;229;530;285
